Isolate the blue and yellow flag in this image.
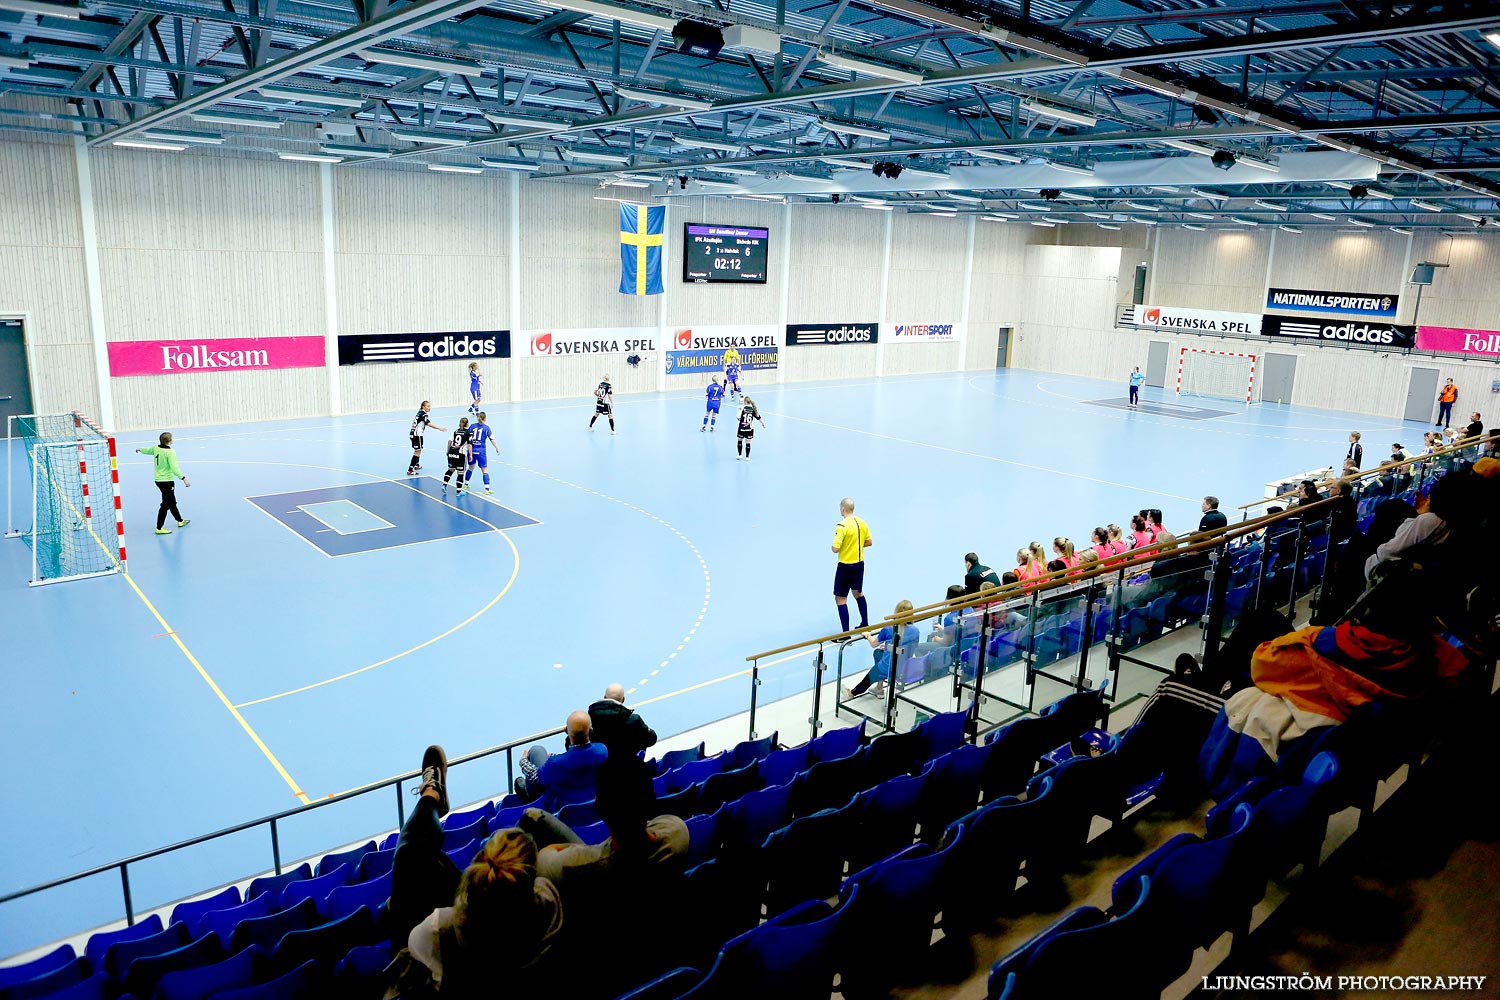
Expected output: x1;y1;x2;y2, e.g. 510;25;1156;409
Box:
619;203;665;296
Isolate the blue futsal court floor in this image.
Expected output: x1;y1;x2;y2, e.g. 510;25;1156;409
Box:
0;370;1429;951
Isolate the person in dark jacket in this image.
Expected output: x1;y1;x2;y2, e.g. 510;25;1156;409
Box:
1198;495;1228;533
588;684;658;759
962;552;1001;595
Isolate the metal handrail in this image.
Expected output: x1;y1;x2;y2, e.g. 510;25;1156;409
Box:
1238;434;1480;510
0;724;564;928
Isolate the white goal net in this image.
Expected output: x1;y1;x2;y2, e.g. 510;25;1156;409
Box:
1177;349;1260;404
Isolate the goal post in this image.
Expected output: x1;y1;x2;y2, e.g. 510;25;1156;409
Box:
1176;348;1260;405
6;412;127;586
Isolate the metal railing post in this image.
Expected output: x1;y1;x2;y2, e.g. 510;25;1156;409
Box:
883;628;902;734
270;818;282;876
1286;518;1307;614
120;864;134;926
1023;586;1042;711
395;780;406;831
1201;540;1231;671
1254;529;1272;613
505;748;514;792
809;644;826;741
1075;578;1099;690
747;660;761;740
968;606;991;739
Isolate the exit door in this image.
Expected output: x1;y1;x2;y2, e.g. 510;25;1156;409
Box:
0;319;34;426
1404;367;1439;424
995;327;1012;368
1144;340;1170;388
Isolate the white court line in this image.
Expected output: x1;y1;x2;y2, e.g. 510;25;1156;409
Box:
773;411;1200;503
298;500;394;535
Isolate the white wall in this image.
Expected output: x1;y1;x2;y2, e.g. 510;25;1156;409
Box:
335;165;512;413
0;140;100;418
1012;244;1123;376
781;204;886;383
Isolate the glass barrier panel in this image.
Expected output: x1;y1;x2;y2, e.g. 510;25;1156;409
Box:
751;643;826;746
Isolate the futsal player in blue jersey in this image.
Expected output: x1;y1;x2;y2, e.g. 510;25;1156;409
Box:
468;362;483;416
725;361;742;400
465;412;494;495
703;376;725;432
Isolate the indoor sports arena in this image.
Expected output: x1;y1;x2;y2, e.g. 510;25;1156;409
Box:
2;1;1499;996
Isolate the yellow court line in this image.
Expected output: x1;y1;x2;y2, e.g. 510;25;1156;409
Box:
33;449;309;802
122;571;310;803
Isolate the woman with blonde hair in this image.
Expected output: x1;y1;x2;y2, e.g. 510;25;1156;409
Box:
845;599;920;700
1106;524;1128;556
1052;537;1078;569
386;746;564;997
1015;546;1043;581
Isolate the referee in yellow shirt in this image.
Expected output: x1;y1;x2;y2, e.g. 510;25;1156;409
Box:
832;496;873;632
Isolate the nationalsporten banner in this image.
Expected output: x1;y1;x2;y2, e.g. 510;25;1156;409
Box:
1265;287;1399;319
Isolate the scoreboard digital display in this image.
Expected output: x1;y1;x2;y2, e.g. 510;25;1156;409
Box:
683;223;770;284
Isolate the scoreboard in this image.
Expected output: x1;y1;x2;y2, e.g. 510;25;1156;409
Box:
683;223;770;284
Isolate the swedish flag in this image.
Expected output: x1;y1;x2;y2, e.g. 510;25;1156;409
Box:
619;203;665;296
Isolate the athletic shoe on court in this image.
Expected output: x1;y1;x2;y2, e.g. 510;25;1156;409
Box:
155;527;171;535
701;426;706;432
419;744;449;816
485;488;493;495
177;520;190;528
744;456;751;461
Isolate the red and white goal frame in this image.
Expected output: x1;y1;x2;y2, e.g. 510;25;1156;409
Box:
1175;347;1259;404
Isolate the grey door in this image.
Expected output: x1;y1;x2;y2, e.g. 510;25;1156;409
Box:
995;327;1011;368
1260;353;1297;405
0;319;34;426
1404;367;1439;423
1144;340;1170;388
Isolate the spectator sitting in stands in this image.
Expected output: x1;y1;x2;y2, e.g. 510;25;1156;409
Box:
1106;524;1129;558
1313;498;1415;626
1088;527;1112;561
1015;545;1044;582
514;712;608;812
1045;558;1067;575
386;746;564;998
1296;479;1323;505
520;755;688;891
1325;478;1357;546
1364;467;1486;581
1129;514;1151;549
1200;561;1472;798
845;599;920;700
1076;548;1100;574
1052;537;1078;569
1198;496;1228;532
1465;411;1484;440
588;684;657;760
1443;426;1458;447
1147;508;1167;538
1391;442;1408;462
962;552;1001;595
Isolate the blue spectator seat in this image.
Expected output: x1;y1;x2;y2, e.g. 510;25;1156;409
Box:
573;820;611;844
168;886;240;938
698;760;764;813
245;863;312;903
492;803;527;830
1247;752;1341;878
356;848;395;881
863;728;927;784
918;711;967;759
681;857;765;966
848;770;925;875
315;840;376;878
807;721;864;765
120;931;225;999
721;781;792;853
758;743;812;788
655;743;706;775
985;897;1107;995
155;944;267;1000
320;870;391;922
227;898;320;955
683;805;724;870
211;958;328;1000
0;945;76;990
0;957;90;1000
271;905;377;972
279;863;354;910
666;752;732;793
85;913;163;969
557;799;601;827
440;803;493;834
916;743;988;842
197;892;274;948
614;968;704;1000
445;837;480;870
654;785;701;819
102;919;189;980
1002;876;1161;999
729;732;778;770
789;750;867;819
441;816;487;851
762;796;858;916
679;891;853;1000
333;942;393;1000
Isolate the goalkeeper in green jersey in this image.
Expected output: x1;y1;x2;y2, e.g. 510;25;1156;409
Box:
136;432;191;535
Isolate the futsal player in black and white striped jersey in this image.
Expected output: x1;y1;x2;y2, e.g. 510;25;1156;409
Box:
588;374;615;434
406;401;447;476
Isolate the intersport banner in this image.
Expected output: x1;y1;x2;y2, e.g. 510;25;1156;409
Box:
888;322;964;342
1261;315;1415;350
1131;304;1261;335
1416;326;1500;357
1265;287;1399;319
520;327;657;357
108;336;325;377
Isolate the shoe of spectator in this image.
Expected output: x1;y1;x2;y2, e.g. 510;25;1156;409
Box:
420;745;449;816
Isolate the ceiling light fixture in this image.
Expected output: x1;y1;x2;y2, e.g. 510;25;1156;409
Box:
1182;223;1206;231
615;85;713;111
1486;30;1500;51
818;50;924;85
1029;220;1057;227
944;194;985;204
480;158;542;171
1122;201;1157;211
141;128;225;145
1096;223;1121;230
983;213;1019;220
1253;200;1286;211
1046;160;1094;176
1347;217;1376;227
356;47;484;77
1390;226;1412;235
260;86;367;108
1133;217;1159;226
563;148;632;164
821;156;870;169
1020;99;1097;127
390;129;472;146
1188;188;1225;200
484;110;565;128
113;140;186;151
1409;199;1442;212
1185;211;1215;220
320;144;392;158
1161;137;1216;156
1280;225;1302;233
428;163;484;174
970;149;1023;163
674;135;743;152
1059;191;1094;201
279;152;343;162
1310;212;1337;221
192;110;283;129
0;0;80;19
817;118;892;141
1458;213;1484;222
607;178;652;187
1235;151;1281;173
549;0;678;32
1083;212;1113;220
861;203;895;211
705;165;758;176
1231;217;1259;226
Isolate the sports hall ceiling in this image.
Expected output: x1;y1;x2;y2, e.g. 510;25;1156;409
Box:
4;0;1500;230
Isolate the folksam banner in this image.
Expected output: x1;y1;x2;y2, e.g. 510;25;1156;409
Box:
1416;326;1500;358
1265;287;1399;319
666;346;778;376
108;336;326;377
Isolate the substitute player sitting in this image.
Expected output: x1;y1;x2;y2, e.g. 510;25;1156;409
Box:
466;411;494;495
703;376;725;432
735;396;765;461
442;417;472;493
